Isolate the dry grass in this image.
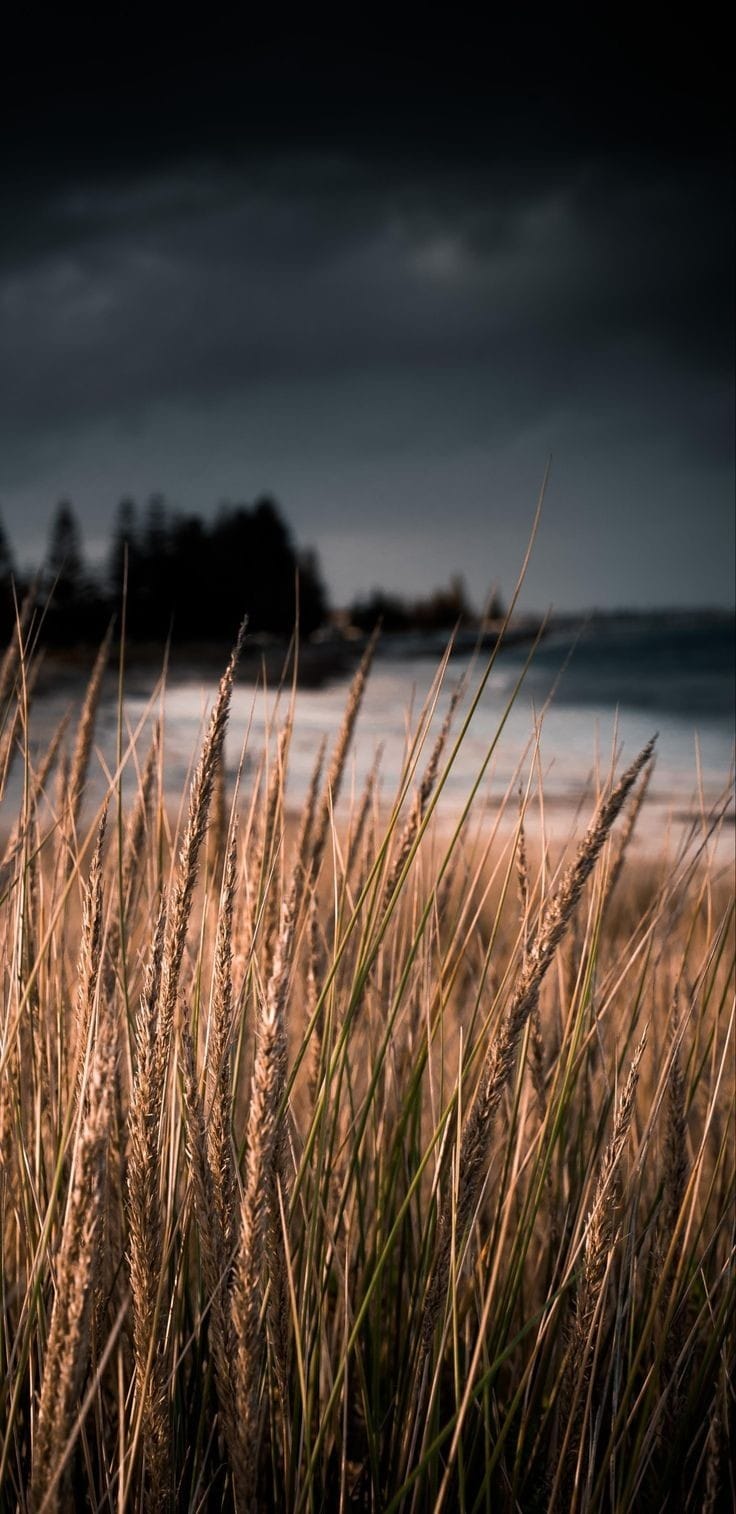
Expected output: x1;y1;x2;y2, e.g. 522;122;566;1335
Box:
0;609;733;1512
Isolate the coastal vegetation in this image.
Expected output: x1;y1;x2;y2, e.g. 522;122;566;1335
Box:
0;500;496;650
0;597;732;1511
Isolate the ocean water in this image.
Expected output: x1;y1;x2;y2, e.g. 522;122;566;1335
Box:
124;612;734;852
7;613;735;858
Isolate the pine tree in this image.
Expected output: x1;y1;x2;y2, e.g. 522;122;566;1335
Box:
0;512;15;639
0;513;14;585
47;502;84;601
108;498;138;599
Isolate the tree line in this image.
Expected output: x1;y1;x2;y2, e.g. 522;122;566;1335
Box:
0;497;495;649
0;497;328;646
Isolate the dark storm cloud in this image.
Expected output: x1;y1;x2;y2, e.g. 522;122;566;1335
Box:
0;19;732;606
1;157;728;426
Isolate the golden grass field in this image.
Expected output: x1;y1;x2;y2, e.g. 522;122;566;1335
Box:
0;607;733;1512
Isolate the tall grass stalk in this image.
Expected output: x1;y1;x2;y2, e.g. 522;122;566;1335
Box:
0;603;732;1512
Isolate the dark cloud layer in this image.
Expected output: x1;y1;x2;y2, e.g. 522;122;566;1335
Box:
1;19;732;608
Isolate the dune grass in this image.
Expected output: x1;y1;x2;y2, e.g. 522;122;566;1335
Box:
0;605;733;1512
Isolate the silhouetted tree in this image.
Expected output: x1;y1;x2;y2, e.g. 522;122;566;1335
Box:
144;495;168;559
108;498;138;603
124;495;173;638
250;497;296;630
47;502;84;602
484;587;506;621
412;574;473;631
0;513;16;639
25;493;329;647
205;498;325;637
349;589;411;634
297;547;328;635
168;514;207;639
0;515;13;580
349;575;475;634
44;502;107;644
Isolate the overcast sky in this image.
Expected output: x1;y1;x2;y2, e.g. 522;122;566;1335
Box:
1;19;732;611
